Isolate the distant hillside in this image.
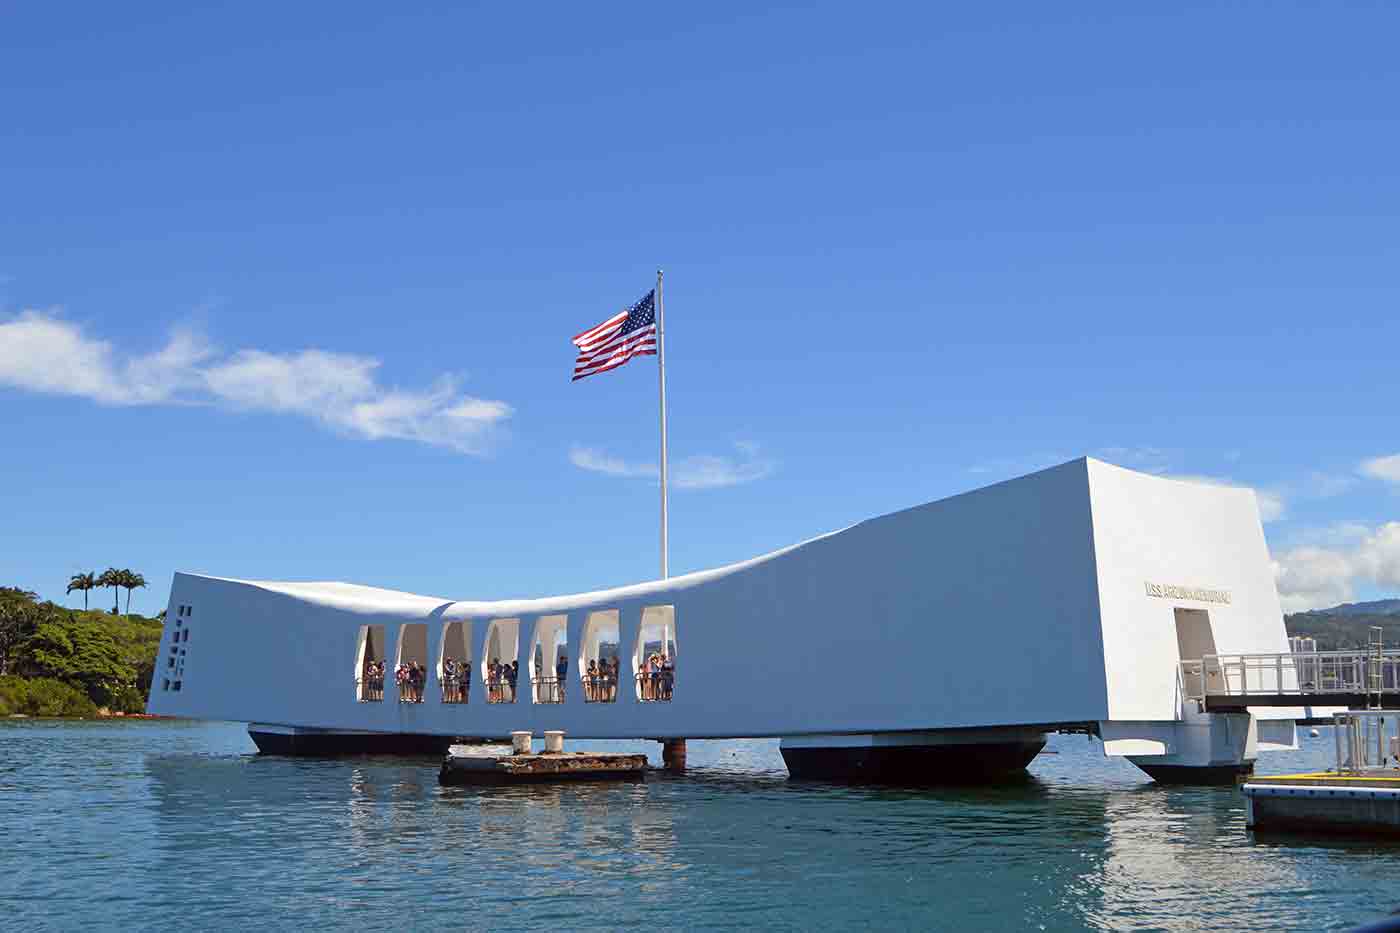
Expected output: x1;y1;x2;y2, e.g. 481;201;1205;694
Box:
1285;598;1400;650
1322;598;1400;617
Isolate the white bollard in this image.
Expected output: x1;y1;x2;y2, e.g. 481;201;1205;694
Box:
544;730;565;753
511;731;532;755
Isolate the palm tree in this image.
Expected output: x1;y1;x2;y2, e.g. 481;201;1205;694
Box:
121;570;147;614
97;567;121;614
66;572;97;610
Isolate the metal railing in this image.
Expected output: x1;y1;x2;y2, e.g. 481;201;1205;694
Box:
1180;649;1400;703
1332;711;1400;773
532;677;565;703
582;674;618;703
355;676;384;702
440;681;470;704
485;678;518;704
636;671;675;703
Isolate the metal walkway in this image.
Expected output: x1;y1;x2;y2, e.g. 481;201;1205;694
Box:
1181;649;1400;711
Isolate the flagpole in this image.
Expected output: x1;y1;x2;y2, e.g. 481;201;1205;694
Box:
656;268;669;579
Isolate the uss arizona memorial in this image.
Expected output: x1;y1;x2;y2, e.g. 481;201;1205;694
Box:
147;457;1312;783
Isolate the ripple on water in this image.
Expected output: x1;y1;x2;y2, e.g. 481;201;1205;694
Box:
1;720;1398;931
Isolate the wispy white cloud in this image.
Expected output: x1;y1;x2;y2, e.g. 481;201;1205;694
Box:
568;446;657;479
1167;473;1286;523
674;441;777;490
1361;453;1400;484
1273;521;1400;612
569;441;776;490
0;309;510;454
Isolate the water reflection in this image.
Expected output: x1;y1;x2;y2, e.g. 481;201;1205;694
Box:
5;722;1400;930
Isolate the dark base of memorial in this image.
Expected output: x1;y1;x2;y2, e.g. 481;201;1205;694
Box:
1132;761;1253;785
248;726;454;757
780;739;1047;784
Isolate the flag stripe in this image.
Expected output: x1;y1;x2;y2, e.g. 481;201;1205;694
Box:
574;330;657;378
572;311;627;346
577;322;655;360
574;325;626;352
575;325;656;364
574;339;657;377
572;346;657;380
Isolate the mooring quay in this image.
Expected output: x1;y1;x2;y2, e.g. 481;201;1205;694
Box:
438;732;648;786
1244;712;1400;836
148;458;1383;785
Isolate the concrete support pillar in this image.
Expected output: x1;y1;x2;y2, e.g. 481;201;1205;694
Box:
661;738;687;772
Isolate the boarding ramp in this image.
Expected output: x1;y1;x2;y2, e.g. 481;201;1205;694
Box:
1181;647;1400;711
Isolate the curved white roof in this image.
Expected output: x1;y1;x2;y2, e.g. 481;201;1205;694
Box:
196;524;847;619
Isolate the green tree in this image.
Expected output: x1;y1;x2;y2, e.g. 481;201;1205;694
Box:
0;588;42;677
66;571;97;610
0;587;38;606
20;613;135;708
120;570;147;614
97;567;121;614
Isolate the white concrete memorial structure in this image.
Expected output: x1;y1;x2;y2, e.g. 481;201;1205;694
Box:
147;458;1303;783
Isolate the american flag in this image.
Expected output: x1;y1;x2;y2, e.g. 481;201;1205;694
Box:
571;290;658;381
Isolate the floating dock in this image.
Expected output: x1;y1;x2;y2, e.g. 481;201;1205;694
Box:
1243;772;1400;836
438;732;647;786
1242;711;1400;836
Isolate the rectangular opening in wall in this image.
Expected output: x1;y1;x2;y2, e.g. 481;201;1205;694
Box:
354;624;386;702
483;618;520;704
634;605;677;702
438;620;472;704
579;610;619;703
395;623;429;704
530;615;568;704
1174;608;1218;698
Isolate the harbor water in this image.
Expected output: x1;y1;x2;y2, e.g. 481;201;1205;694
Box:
3;719;1399;931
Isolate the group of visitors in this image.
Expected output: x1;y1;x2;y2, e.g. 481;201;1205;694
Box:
637;653;675;702
486;658;519;703
442;657;471;703
363;652;672;705
536;655;568;703
360;660;386;701
396;661;427;703
584;657;621;702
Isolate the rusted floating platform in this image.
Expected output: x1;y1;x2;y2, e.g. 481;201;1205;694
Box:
1243;771;1400;837
439;745;648;786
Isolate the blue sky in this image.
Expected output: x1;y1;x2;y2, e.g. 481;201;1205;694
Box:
2;2;1398;615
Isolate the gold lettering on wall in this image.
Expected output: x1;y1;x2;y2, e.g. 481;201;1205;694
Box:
1144;581;1232;604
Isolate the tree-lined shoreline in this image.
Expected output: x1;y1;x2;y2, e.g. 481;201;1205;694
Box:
1;585;161;718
